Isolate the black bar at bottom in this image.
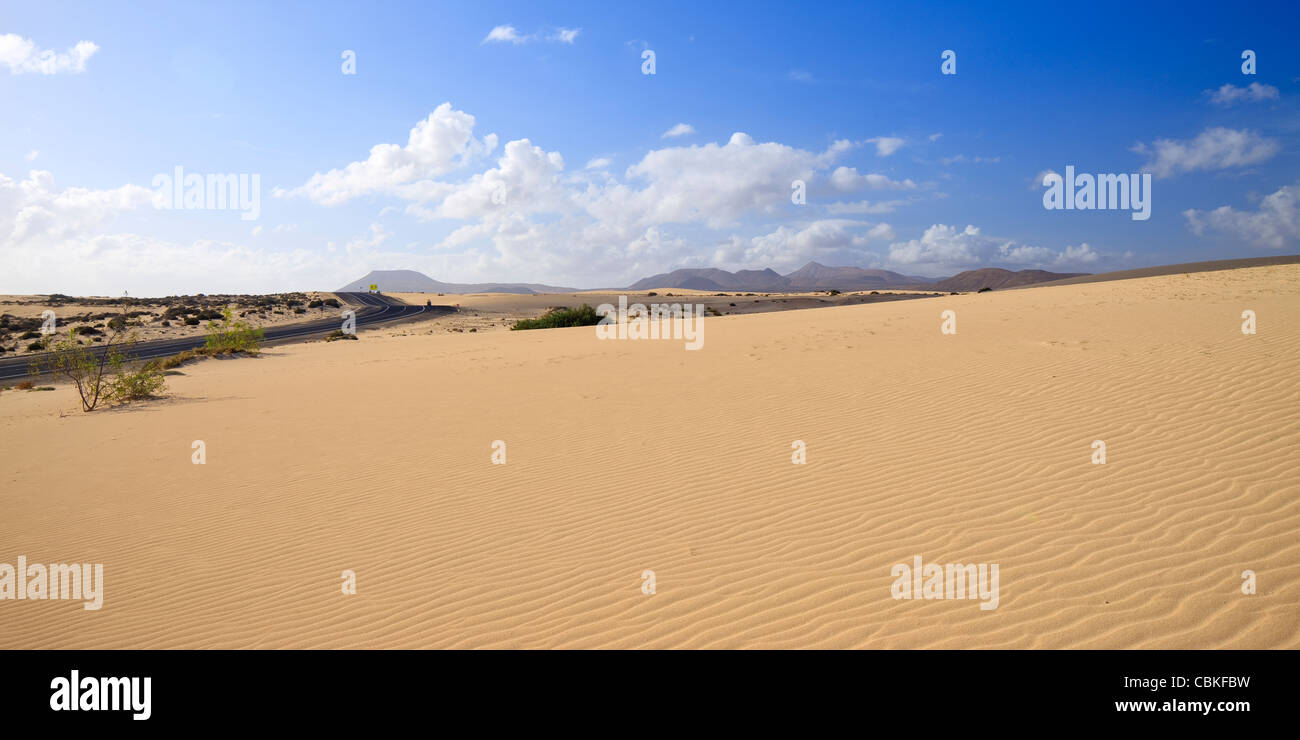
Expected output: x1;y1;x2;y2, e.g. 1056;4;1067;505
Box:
0;649;1287;728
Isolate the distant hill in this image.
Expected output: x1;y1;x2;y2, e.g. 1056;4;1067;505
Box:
784;262;929;291
628;262;933;292
337;270;576;295
627;267;788;292
930;268;1088;292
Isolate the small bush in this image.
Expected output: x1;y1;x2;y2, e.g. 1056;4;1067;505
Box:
325;330;357;342
105;357;167;402
16;380;34;390
204;306;264;354
977;287;992;293
184;316;200;326
511;304;603;331
26;341;44;351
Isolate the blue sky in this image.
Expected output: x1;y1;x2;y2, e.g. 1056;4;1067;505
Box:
2;0;1297;294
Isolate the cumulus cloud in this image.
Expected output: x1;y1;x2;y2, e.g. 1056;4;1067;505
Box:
1133;127;1279;178
710;219;892;271
661;123;695;138
432;138;568;220
0;170;341;294
483;25;524;44
483;25;581;45
829;166;916;191
887;224;1100;273
1204;82;1280;106
1183;183;1299;248
583;133;854;230
867;136;905;157
0;170;153;244
552;28;580;44
0;34;98;74
278;103;498;205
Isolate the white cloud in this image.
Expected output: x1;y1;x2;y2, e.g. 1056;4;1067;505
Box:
868;136;905;157
582;133;855;230
829;166;916;191
278;103;498;205
0;171;344;295
433;138;568;220
25;150;38;162
928;133;943;142
1183;183;1299;248
1029;169;1059;191
661;123;695;139
711;219;892;271
0;170;153;245
0;34;98;74
825;199;910;214
483;25;524;44
942;154;1000;165
1205;82;1280;106
585;157;612;170
483;25;581;45
1133;127;1279;178
887;224;1100;273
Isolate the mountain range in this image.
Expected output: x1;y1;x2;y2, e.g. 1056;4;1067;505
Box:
339;263;1087;295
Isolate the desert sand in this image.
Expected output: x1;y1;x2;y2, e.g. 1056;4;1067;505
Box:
1;264;1297;648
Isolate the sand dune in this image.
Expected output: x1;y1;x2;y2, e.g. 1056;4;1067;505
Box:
1;264;1297;648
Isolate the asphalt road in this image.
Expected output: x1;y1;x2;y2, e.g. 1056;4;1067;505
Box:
1;292;453;382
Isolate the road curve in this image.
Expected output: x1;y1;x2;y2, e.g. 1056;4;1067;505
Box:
0;292;453;382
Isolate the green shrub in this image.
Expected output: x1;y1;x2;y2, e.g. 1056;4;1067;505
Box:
511;304;603;331
105;356;167;402
204;306;264;354
325;329;357;342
